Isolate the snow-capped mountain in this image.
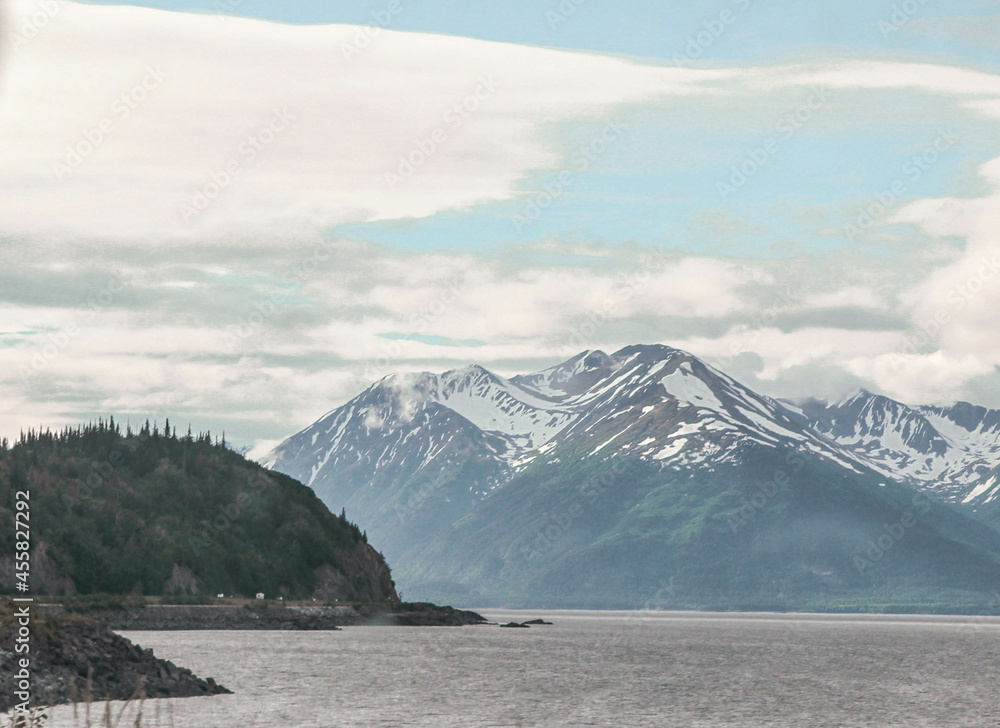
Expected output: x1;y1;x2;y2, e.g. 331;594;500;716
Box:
266;344;1000;608
264;361;585;561
791;391;1000;506
266;362;576;497
509;346;862;473
269;345;863;506
269;344;1000;524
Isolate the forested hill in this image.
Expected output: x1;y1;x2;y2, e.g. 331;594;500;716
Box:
0;420;398;601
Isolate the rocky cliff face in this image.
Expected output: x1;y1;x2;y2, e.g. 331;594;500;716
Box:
320;540;399;603
0;541;77;597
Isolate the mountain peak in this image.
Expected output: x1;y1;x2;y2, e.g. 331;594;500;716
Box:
923;400;1000;434
612;343;684;361
556;348;614;370
446;362;492;377
837;387;876;407
510;349;617;399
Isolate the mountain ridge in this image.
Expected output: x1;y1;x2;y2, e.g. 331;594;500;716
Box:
786;389;1000;506
267;344;1000;609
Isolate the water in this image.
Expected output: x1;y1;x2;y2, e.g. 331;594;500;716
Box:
46;611;1000;727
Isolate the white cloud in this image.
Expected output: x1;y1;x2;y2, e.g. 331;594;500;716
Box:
893;154;1000;366
847;351;994;404
751;60;1000;98
800;286;886;310
0;243;761;439
0;0;733;241
7;4;1000;244
688;326;904;378
247;438;283;464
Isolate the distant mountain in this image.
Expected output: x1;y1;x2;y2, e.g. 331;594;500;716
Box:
789;391;1000;507
268;345;1000;610
0;423;397;601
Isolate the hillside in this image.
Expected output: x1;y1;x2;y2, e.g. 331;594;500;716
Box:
0;422;397;601
404;443;1000;610
268;345;1000;610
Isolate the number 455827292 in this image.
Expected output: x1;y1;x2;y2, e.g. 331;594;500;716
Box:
14;491;30;590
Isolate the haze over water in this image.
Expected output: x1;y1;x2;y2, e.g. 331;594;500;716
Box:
44;611;1000;727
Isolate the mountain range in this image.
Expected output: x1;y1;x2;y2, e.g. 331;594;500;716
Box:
789;393;1000;506
266;344;1000;610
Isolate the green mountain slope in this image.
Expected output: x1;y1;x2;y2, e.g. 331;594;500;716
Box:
402;444;1000;611
0;422;397;601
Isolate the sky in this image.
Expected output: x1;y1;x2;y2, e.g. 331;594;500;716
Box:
1;0;999;456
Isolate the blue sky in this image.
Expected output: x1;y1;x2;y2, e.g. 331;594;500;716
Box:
334;98;995;259
80;0;1000;72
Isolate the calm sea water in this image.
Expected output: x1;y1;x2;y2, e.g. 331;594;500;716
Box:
46;611;1000;727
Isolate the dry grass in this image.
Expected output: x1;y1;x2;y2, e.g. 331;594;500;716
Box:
5;669;174;728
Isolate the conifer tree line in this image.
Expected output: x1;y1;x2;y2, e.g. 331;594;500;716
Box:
0;417;387;600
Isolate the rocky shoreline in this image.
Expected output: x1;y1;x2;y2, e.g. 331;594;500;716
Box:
1;599;486;713
375;603;488;627
39;601;488;630
0;602;230;713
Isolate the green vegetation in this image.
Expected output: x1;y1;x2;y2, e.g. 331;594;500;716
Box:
0;421;395;600
402;445;1000;612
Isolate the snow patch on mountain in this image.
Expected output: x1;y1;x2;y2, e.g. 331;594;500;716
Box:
653;438;687;460
660;363;725;410
964;476;998;504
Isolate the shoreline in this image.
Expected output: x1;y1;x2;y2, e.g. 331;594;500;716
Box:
0;601;231;714
36;600;488;630
477;607;1000;624
1;598;487;712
